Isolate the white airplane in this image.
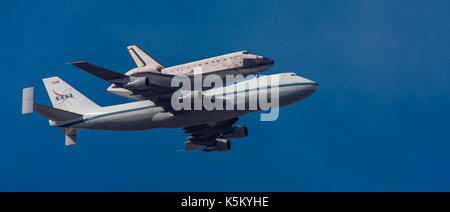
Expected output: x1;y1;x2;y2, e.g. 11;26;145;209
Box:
22;46;318;152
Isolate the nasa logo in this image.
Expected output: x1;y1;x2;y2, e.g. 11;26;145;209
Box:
53;90;73;101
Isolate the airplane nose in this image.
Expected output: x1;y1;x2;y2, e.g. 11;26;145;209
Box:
304;82;319;95
310;81;319;91
279;76;319;107
296;76;319;97
298;76;319;88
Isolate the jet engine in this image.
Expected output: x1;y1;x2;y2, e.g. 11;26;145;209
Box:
204;138;231;152
123;77;150;90
222;126;248;139
215;138;231;152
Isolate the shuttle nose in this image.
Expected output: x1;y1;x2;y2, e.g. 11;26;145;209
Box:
263;57;274;65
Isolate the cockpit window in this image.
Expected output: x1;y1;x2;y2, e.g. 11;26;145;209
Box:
242;51;249;54
290;73;297;76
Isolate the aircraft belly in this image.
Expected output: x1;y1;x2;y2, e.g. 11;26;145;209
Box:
159;110;250;128
84;108;161;131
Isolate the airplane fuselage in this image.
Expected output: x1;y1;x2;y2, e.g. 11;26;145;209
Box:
53;73;318;131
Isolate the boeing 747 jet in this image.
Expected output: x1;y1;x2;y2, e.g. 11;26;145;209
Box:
22;45;318;152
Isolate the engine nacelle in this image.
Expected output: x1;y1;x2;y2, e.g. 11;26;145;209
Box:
123;77;150;90
222;126;248;139
215;138;231;152
204;138;231;152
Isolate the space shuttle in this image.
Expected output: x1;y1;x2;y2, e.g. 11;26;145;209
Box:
70;45;274;100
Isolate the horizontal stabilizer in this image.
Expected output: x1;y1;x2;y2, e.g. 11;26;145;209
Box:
22;87;34;114
34;103;82;122
70;62;127;81
22;86;83;122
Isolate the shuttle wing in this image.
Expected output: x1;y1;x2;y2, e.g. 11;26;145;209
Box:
69;61;229;114
69;61;180;113
70;61;173;86
70;62;127;81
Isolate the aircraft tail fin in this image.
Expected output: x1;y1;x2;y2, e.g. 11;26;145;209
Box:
42;77;101;114
127;45;164;68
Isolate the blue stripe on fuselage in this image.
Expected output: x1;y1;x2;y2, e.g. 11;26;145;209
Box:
58;82;317;128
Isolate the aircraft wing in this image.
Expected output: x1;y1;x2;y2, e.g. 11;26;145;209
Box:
182;118;239;152
69;61;239;114
70;62;126;81
69;61;232;114
70;62;174;86
70;61;179;113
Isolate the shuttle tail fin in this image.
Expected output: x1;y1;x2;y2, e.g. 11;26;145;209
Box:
127;45;164;68
42;77;101;114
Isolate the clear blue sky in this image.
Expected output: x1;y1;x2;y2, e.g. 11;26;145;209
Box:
1;0;449;191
